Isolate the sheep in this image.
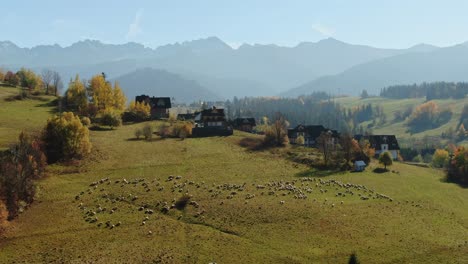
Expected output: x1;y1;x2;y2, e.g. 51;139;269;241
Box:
280;200;285;205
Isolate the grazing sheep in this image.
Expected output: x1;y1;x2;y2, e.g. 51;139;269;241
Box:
280;200;285;205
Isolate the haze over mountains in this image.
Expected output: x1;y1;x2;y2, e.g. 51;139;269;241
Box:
1;37;468;101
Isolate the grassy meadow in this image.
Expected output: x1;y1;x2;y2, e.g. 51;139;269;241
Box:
335;96;467;146
0;89;467;263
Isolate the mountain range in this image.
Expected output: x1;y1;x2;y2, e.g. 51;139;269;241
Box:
1;37;468;101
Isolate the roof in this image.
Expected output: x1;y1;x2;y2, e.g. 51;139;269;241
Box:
288;124;338;138
355;135;400;151
355;160;366;166
135;95;172;109
195;107;226;122
233;117;256;127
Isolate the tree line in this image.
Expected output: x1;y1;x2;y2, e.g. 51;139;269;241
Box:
0;67;63;97
380;82;468;100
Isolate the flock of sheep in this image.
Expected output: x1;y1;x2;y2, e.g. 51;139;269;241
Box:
75;175;409;234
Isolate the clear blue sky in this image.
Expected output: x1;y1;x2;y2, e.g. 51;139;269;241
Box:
2;0;468;49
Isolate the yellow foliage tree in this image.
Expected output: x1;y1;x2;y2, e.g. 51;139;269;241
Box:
66;75;88;112
127;101;151;120
432;149;449;168
89;74;114;113
112;81;126;112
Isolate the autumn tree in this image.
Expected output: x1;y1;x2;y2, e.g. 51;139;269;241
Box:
66;75;88;112
432;149;449;168
16;68;43;92
125;101;151;121
0;68;5;81
0;132;47;220
296;135;305;145
112;81;126;112
379;151;393;170
263;113;289;147
340;133;361;164
42;112;92;163
4;71;19;86
447;146;468;185
89;74;114;113
407;101;452;132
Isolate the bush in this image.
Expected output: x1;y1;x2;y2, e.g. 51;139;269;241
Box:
447;146;468;185
100;111;122;129
0;132;47;220
42;112;92;163
81;117;91;127
172;123;193;139
142;124;153;141
296;135;305;145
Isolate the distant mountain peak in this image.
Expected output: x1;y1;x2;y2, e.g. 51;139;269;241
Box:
0;40;19;49
408;43;439;52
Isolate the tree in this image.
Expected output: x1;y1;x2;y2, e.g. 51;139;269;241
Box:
432;149;449;168
112;81;126;112
66;75;88;112
41;69;53;95
447;146;468;185
16;68;43;92
379;151;393;170
100;110;122;129
126;101;151;121
263;113;289;147
42;112;92;163
360;89;369;99
89;74;114;113
0;132;47;220
4;71;19;86
317;131;333;166
340;133;361;164
52;71;62;96
0;68;5;81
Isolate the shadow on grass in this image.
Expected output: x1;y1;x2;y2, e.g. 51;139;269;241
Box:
373;168;389;174
237;137;279;151
89;126;113;131
295;169;345;178
35;98;60;114
125;137;165;142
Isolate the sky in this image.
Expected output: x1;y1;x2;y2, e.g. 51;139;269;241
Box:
2;0;468;49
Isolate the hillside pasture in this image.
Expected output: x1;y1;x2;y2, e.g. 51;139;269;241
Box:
0;122;467;263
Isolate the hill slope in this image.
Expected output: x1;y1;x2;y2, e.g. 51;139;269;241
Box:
0;105;466;263
283;43;468;97
112;68;221;103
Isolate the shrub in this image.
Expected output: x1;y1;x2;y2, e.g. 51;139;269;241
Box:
126;101;151;122
142;124;153;141
378;151;393;169
263;114;289;147
42;112;92;163
348;252;360;264
81;117;91;127
447;146;468;185
296;135;305;145
100;111;122;129
0;132;47;220
173;123;192;139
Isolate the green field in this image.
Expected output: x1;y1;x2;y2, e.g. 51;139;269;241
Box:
335;96;467;146
0;90;467;263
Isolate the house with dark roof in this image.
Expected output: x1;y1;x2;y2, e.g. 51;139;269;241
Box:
192;106;233;137
177;112;197;121
288;124;339;147
233;117;256;132
355;135;400;160
135;95;171;119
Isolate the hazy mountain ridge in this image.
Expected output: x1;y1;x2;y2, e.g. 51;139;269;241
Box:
283;43;468;97
111;68;220;103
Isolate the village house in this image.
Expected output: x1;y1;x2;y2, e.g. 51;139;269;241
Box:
192;106;233;137
233;117;256;132
288;124;339;147
177;112;197;121
355;135;400;160
135;95;171;119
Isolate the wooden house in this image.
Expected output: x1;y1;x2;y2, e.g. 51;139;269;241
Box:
135;95;171;119
192;107;233;137
233;118;256;132
355;135;400;160
288;124;339;147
